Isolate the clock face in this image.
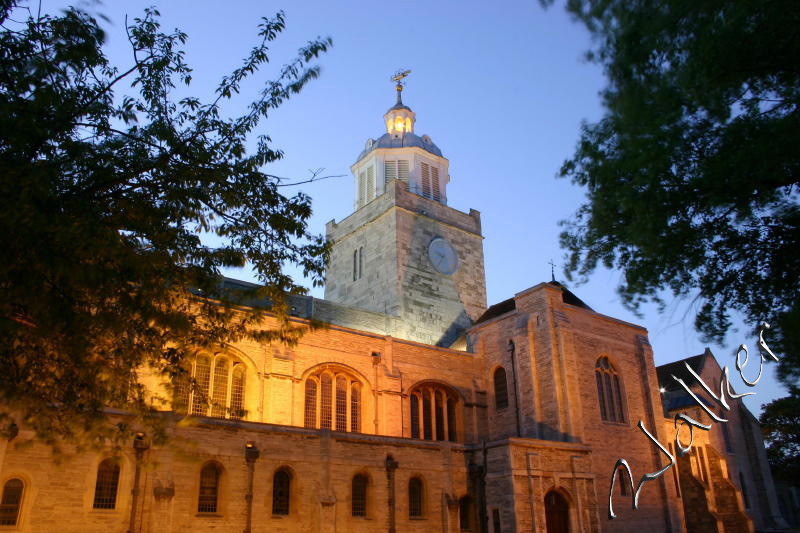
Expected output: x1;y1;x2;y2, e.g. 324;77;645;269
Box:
428;237;458;275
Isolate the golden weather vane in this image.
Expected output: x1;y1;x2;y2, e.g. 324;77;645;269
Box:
391;69;411;104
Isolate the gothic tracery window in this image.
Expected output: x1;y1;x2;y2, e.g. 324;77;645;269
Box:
304;367;363;432
409;383;459;442
595;357;625;423
175;353;247;420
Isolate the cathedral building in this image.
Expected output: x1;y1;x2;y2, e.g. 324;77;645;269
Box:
0;82;785;533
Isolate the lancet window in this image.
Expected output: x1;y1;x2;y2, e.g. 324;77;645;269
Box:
174;353;247;420
92;459;120;509
0;479;23;526
409;384;459;442
304;368;362;432
595;356;625;423
198;462;221;513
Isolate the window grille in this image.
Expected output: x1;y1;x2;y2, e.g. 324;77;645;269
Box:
336;376;347;431
408;477;423;517
192;356;211;415
350;383;360;432
320;374;332;429
272;469;290;515
230;365;245;420
410;394;420;439
352;475;368;517
435;392;445;441
432;167;440;201
0;479;23;526
174;371;190;413
93;459;120;509
367;166;375;202
384;161;397;184
178;354;244;420
211;358;229;417
494;367;509;409
305;370;361;433
198;463;220;513
595;357;624;422
304;379;317;428
421;162;431;198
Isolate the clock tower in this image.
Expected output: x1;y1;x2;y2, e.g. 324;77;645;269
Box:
323;76;487;347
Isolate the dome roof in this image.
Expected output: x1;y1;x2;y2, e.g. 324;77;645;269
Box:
355;132;442;164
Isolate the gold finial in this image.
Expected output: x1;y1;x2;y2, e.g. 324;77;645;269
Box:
391;69;411;105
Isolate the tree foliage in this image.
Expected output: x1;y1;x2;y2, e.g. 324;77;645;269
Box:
759;391;800;483
0;2;331;448
546;0;799;384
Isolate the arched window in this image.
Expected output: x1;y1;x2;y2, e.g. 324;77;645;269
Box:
198;463;221;513
93;459;121;509
353;249;358;281
0;479;23;526
409;383;459;442
493;367;509;410
304;367;364;433
178;353;247;420
304;380;317;428
410;394;420;439
352;474;368;517
358;247;364;279
272;469;291;515
230;365;245;420
351;383;361;432
595;357;625;422
408;477;423;517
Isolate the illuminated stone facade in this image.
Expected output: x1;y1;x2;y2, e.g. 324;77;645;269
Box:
0;90;785;533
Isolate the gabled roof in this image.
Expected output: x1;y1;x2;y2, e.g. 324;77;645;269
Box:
656;352;708;392
474;281;594;324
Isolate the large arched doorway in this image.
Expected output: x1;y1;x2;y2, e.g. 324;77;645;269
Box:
544;490;570;533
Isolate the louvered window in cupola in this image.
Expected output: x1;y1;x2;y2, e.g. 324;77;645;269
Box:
421;162;431;199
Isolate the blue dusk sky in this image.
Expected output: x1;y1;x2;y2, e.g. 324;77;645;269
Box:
40;0;788;415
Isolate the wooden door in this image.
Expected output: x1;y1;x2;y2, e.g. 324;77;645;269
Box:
545;490;570;533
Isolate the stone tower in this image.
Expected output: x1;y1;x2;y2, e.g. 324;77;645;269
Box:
324;79;487;347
